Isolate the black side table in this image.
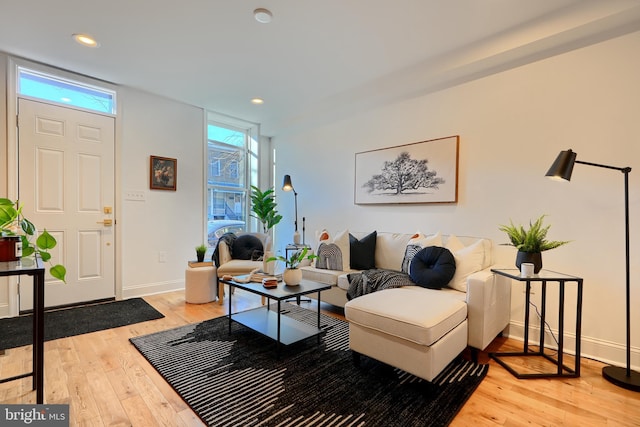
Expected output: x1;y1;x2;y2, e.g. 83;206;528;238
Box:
490;268;583;379
0;256;46;402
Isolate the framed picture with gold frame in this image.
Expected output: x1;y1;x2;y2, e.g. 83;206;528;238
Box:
150;156;177;191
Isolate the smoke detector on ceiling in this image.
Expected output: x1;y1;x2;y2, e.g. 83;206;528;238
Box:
254;8;273;24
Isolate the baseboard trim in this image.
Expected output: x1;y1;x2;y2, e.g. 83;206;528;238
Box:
507;320;640;371
0;303;8;318
122;279;184;299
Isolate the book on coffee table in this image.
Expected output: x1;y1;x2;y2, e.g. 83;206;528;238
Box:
249;270;282;282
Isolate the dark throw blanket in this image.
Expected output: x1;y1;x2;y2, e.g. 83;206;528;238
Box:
212;232;237;267
347;269;415;300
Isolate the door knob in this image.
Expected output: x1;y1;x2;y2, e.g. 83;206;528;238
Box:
97;219;113;226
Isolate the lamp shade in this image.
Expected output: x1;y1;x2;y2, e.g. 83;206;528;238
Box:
545;149;577;181
282;174;294;192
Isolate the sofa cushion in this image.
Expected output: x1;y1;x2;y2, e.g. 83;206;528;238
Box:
300;266;343;285
315;229;350;271
409;246;456;289
217;259;262;276
401;231;442;273
345;287;467;347
349;231;377;270
232;234;263;260
373;232;412;271
445;237;485;292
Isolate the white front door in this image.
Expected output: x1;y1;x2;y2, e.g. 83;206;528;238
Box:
17;98;116;309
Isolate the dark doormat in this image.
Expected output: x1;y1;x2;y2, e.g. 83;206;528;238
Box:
0;298;164;350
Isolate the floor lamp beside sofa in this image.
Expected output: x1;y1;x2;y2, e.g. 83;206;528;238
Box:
546;149;639;392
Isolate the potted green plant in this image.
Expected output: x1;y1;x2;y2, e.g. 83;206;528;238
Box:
266;247;317;286
0;198;66;282
250;186;283;234
499;214;569;273
195;244;207;262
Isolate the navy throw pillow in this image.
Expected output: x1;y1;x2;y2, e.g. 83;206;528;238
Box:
349;231;377;270
409;246;456;289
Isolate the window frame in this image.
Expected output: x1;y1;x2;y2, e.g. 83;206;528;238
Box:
17;66;116;115
204;118;260;247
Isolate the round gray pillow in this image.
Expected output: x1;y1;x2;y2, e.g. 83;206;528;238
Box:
409;246;456;289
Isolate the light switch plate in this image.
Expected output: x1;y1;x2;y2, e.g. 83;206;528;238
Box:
125;190;145;201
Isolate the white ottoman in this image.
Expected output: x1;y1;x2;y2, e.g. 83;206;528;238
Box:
345;286;468;381
185;266;216;303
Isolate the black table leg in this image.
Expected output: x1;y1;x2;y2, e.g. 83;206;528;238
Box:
228;282;232;335
33;270;44;404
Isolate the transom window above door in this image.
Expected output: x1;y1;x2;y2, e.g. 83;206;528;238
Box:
17;67;116;114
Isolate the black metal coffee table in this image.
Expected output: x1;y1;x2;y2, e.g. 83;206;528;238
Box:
220;277;331;353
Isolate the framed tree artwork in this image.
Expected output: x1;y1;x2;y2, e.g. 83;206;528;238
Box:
354;135;459;204
150;156;177;191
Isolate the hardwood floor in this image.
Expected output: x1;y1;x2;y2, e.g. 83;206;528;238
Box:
1;289;639;426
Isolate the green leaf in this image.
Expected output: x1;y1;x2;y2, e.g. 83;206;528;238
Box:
20;218;36;236
250;185;282;232
36;229;57;250
498;214;569;253
22;245;35;257
50;265;67;283
0;204;18;229
39;251;52;262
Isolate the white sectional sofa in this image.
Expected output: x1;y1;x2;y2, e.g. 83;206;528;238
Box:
301;231;511;381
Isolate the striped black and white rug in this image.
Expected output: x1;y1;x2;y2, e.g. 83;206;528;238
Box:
130;304;487;427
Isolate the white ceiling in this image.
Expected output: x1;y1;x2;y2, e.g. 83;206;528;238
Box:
2;0;640;135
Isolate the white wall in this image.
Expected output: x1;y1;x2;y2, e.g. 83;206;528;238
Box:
0;55;206;312
118;88;205;298
272;31;640;368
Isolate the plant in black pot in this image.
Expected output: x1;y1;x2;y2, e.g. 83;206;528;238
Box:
195;244;207;262
499;215;569;273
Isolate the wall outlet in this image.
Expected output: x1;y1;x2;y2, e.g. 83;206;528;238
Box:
125;190;146;201
158;251;167;263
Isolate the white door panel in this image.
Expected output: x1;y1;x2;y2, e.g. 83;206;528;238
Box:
18;98;115;309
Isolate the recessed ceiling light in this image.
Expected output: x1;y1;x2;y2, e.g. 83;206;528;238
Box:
254;8;272;24
251;98;265;105
72;33;100;48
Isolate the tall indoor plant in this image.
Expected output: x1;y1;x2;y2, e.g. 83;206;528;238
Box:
0;198;67;282
250;185;283;234
499;214;569;273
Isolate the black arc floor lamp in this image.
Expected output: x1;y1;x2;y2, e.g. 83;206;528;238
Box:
546;149;639;392
282;174;301;244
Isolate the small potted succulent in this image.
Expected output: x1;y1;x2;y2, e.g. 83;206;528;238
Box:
266;247;317;286
0;198;66;282
499;214;569;273
195;244;207;262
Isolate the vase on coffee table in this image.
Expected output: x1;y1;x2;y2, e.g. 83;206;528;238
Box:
283;268;302;286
